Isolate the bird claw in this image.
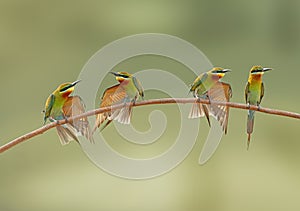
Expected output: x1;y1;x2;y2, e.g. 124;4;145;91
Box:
257;105;261;111
64;117;69;123
207;96;211;104
246;103;250;109
132;100;136;106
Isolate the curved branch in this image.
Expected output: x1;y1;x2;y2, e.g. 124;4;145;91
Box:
1;98;299;153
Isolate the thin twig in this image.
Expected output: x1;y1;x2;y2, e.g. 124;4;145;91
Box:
0;98;299;153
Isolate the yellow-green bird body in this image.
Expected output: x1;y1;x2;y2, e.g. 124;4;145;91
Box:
189;67;231;128
245;65;271;149
191;73;223;97
43;80;93;145
93;71;144;132
120;76;142;99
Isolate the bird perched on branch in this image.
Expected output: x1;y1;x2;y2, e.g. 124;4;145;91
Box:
93;71;144;132
43;80;93;145
245;65;271;149
189;67;231;132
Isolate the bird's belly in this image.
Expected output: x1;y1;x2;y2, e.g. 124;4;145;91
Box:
248;93;260;104
50;103;65;120
248;85;261;104
124;82;139;99
126;89;139;99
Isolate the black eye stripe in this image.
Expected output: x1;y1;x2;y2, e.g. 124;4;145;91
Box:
251;70;263;73
212;70;225;73
118;74;129;78
60;85;72;92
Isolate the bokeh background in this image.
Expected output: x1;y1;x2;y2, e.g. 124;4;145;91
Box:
1;0;300;210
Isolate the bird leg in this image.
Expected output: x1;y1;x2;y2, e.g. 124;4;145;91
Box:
49;117;60;124
206;94;211;105
197;93;210;104
257;103;261;111
132;95;138;106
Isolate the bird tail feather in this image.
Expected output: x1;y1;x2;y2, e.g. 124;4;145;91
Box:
189;102;203;119
188;101;211;127
56;125;79;145
247;110;255;149
115;104;132;124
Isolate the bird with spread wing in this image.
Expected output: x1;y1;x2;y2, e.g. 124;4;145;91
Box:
93;72;144;132
189;67;231;133
43;80;94;145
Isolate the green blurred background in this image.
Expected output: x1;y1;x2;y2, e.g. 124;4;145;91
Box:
1;0;300;210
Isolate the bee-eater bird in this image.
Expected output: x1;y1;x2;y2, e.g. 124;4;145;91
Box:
245;65;272;149
189;67;231;129
93;71;144;132
43;80;93;145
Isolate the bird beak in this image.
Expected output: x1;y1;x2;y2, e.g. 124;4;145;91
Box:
110;72;119;76
262;68;272;72
71;80;81;86
223;69;231;73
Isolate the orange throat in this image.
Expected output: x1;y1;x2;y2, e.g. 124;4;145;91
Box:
117;78;129;85
61;90;72;98
249;74;262;83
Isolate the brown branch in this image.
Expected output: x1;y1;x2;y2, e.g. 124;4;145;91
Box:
1;98;299;153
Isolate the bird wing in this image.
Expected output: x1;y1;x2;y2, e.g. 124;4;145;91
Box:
63;96;85;116
190;72;207;92
188;99;211;127
100;84;126;107
245;81;250;103
63;96;94;143
132;76;144;98
207;81;232;134
260;82;264;104
93;84;127;132
43;94;55;124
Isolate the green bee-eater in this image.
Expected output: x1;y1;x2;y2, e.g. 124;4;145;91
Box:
245;65;271;149
43;80;93;145
189;67;231;130
93;71;144;132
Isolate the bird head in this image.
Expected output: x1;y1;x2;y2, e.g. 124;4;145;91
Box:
210;67;231;79
250;65;272;75
57;80;81;97
110;71;132;83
